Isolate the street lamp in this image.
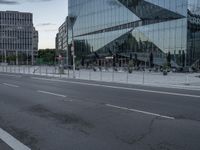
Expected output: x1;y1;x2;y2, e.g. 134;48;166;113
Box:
69;16;76;78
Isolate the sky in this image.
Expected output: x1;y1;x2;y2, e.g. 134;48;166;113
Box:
0;0;68;49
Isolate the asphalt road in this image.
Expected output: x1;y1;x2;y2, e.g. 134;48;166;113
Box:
0;73;200;150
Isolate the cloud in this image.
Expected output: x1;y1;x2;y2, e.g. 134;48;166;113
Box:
0;0;53;5
36;23;56;27
0;0;19;4
43;29;57;32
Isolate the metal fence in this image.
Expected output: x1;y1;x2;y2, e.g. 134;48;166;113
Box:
0;65;199;86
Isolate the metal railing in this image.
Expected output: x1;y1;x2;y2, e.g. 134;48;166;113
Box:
0;65;200;87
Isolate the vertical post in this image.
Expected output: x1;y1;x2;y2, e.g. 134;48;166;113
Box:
89;69;91;80
185;50;187;67
26;50;29;65
100;69;102;81
16;50;18;65
126;70;129;83
31;50;34;66
67;17;70;79
1;50;3;63
66;17;69;68
46;67;48;77
142;70;145;84
4;50;7;63
112;68;114;82
71;25;76;79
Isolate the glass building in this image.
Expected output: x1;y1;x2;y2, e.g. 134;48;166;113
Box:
67;0;200;68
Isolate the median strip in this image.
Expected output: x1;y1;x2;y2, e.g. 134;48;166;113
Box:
37;90;66;98
0;128;31;150
106;104;175;120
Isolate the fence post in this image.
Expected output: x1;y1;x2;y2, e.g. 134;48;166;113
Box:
112;68;114;82
46;67;48;77
185;74;190;85
89;69;91;80
126;70;129;83
100;69;102;81
142;70;145;84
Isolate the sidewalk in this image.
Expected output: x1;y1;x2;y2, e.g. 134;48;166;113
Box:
0;65;200;90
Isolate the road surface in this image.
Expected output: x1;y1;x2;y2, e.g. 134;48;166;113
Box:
0;73;200;150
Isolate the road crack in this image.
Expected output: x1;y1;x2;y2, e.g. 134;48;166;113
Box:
116;117;159;145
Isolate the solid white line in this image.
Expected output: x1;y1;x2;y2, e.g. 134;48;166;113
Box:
106;104;175;120
32;77;200;99
2;83;19;88
37;90;66;98
0;128;31;150
0;74;21;78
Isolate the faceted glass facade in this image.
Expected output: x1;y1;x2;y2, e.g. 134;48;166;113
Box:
187;0;200;66
68;0;200;67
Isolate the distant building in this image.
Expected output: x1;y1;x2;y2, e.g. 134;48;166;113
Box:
0;11;38;65
55;18;68;64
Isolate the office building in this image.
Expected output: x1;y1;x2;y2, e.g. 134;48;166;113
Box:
0;11;38;65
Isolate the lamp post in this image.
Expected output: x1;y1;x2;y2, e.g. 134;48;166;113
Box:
69;16;76;78
71;28;75;78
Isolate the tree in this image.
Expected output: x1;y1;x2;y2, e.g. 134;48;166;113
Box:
37;49;56;65
134;53;138;67
81;56;85;66
113;55;116;67
167;52;171;68
182;51;185;67
149;52;154;68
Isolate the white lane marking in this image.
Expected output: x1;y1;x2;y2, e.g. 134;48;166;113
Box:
37;90;66;98
0;128;31;150
32;77;200;99
0;74;21;78
2;83;19;88
63;99;73;102
106;104;175;120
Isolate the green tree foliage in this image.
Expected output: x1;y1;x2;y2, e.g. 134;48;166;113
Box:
167;52;171;68
37;49;56;65
149;52;154;68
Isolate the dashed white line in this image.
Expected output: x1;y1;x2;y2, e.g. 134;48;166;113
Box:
32;77;200;99
37;90;66;98
2;83;19;88
0;128;31;150
63;99;73;102
106;104;175;120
